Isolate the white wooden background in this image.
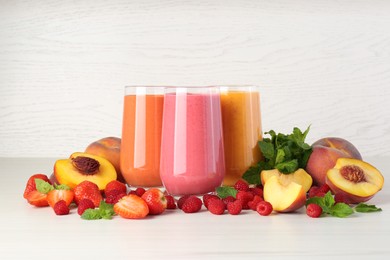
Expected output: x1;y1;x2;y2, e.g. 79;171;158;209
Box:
1;0;389;158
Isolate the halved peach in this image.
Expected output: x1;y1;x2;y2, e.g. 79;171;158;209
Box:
326;158;384;203
263;176;307;212
261;168;313;193
54;152;117;190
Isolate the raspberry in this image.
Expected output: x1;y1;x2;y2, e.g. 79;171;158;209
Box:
77;198;96;215
202;194;220;209
334;193;351;205
207;198;225;215
53;200;70;215
314;191;326;198
135;187;146;197
248;195;263;211
128;190;137;195
308;186;319;198
234;179;249;191
249;187;263;197
105;190;126;204
256;201;273;216
222;196;235;206
181;196;202;213
306;203;323;218
165;195;177;209
318;184;331;194
236;191;254;209
104;180;127;196
177;195;191;209
227;200;242;215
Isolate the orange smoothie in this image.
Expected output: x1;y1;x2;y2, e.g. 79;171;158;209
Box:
220;89;263;186
120;93;164;187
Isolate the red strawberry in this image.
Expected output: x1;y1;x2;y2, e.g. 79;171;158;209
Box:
73;181;102;207
208;198;225;215
47;187;74;208
227;200;242;215
53;200;70;215
23;174;51;199
25;190;49;207
165;195;177;209
104;180;127;196
234;179;249;191
77;199;95;215
141;188;167;215
181;196;202;213
114;194;149;219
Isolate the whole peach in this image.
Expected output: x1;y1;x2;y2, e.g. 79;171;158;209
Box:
85;137;124;182
306;137;362;186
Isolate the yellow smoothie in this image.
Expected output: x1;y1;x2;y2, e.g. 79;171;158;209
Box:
220;89;263;186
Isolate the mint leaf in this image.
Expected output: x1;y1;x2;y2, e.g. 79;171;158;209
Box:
242;165;261;185
355;203;382;213
275;159;298;174
98;201;115;219
216;186;238;199
329;203;354;218
323;192;335;211
81;209;101;220
54;183;71;190
259;141;274;162
35;179;54;194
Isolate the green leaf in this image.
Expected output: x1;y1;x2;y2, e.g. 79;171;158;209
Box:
274;149;285;165
216;186;238;199
306;196;327;211
323;192;335;211
35;179;54;194
355;203;382;213
259;141;274;162
329;203;354;218
275;159;298;174
54;184;71;190
242;165;261;185
81;209;102;220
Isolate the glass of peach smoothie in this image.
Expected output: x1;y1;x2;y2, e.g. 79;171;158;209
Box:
120;86;164;187
160;86;225;196
220;85;263;186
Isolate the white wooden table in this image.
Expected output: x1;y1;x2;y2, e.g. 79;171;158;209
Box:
1;157;388;259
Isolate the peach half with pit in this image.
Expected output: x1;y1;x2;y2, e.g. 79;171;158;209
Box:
326;158;384;204
85;136;123;182
54;152;117;190
263;175;307;213
261;168;313;193
306;137;362;186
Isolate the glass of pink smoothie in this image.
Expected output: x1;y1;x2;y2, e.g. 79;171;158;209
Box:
160;86;225;196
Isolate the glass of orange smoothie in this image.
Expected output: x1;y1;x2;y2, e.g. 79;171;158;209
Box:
220;85;263;186
120;86;164;187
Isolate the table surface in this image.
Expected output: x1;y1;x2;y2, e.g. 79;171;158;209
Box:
1;157;388;259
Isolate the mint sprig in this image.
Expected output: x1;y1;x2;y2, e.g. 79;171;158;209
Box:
216;186;238;199
306;192;354;218
35;179;54;194
81;201;115;220
355;203;382;213
243;126;312;184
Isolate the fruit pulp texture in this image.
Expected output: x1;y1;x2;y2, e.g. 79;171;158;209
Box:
120;94;164;187
220;91;263;186
160;92;225;196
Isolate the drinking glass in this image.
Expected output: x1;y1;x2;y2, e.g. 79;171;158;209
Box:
120;86;164;187
160;86;225;196
220;85;263;186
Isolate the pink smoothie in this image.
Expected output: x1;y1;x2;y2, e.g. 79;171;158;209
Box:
160;92;225;196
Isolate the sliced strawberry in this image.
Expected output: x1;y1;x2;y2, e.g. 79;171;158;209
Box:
47;188;74;208
23;174;51;199
26;190;49;207
114;194;149;219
